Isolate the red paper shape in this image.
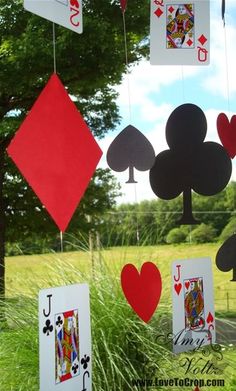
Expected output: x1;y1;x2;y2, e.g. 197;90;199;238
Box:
206;311;214;324
7;74;103;232
120;0;127;13
185;281;190;289
217;112;236;158
174;283;182;295
121;262;162;323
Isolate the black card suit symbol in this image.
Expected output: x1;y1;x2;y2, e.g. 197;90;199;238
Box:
81;354;90;369
149;104;232;225
56;316;63;327
216;234;236;282
43;319;53;336
72;363;79;374
107;125;155;183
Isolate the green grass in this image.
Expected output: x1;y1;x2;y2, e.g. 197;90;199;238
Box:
1;243;236;390
6;243;236;312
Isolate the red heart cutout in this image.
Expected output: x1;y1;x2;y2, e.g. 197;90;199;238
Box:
121;262;162;323
207;311;214;324
185;281;190;290
217;112;236;158
174;283;182;295
120;0;127;12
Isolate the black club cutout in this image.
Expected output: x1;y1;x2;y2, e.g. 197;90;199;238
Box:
149;103;232;225
72;363;79;374
81;354;90;369
43;319;53;336
56;316;63;327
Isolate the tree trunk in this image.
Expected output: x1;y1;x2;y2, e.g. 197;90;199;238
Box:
0;144;5;298
0;135;12;300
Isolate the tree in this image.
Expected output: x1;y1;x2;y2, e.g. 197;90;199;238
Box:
4;167;121;252
190;223;217;244
0;0;150;295
166;227;187;244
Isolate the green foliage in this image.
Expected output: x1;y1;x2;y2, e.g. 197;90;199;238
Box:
98;182;236;247
219;217;236;242
2;246;236;390
190;223;217;244
166;227;187;244
0;258;173;391
0;0;150;288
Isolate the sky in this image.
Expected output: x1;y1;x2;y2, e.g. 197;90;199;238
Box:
98;0;236;205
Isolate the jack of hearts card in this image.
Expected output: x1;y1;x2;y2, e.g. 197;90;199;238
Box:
150;0;210;65
171;258;216;354
39;284;91;391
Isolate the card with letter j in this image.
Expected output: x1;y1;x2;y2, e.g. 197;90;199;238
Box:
39;283;91;391
172;258;215;354
150;0;210;65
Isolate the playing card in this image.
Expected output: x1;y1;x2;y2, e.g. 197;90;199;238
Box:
150;0;210;65
39;284;91;391
24;0;83;34
172;258;215;354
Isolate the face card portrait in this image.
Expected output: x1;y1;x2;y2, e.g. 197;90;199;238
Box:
184;277;205;330
171;258;215;354
39;284;91;391
150;0;210;65
55;310;80;384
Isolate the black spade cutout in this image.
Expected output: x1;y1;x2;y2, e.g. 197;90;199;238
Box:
149;104;232;225
216;234;236;282
107;125;155;183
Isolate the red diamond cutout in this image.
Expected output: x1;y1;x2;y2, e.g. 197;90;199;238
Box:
198;34;207;46
168;6;174;13
187;39;193;47
154;8;163;18
7;74;103;232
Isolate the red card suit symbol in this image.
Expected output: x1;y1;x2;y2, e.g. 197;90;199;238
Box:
7;74;102;232
216;233;236;281
150;104;232;225
217;112;236;158
207;312;214;324
120;0;127;13
185;281;190;289
174;283;182;295
121;262;162;323
107;125;155;183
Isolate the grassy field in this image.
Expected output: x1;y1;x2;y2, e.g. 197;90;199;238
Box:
1;243;236;390
6;243;236;313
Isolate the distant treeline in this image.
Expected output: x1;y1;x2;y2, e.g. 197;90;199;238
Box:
98;181;236;247
6;182;236;255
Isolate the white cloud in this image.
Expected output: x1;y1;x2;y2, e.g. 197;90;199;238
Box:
98;1;236;204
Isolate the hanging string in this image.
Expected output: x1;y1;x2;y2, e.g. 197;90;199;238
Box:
60;231;64;252
122;11;132;123
223;25;230;115
52;22;62;249
52;23;57;73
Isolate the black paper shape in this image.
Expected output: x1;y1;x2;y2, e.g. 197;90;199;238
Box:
107;125;155;183
222;0;226;26
150;104;232;225
216;234;236;282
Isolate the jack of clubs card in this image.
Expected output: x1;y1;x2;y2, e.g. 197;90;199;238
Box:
39;284;91;391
